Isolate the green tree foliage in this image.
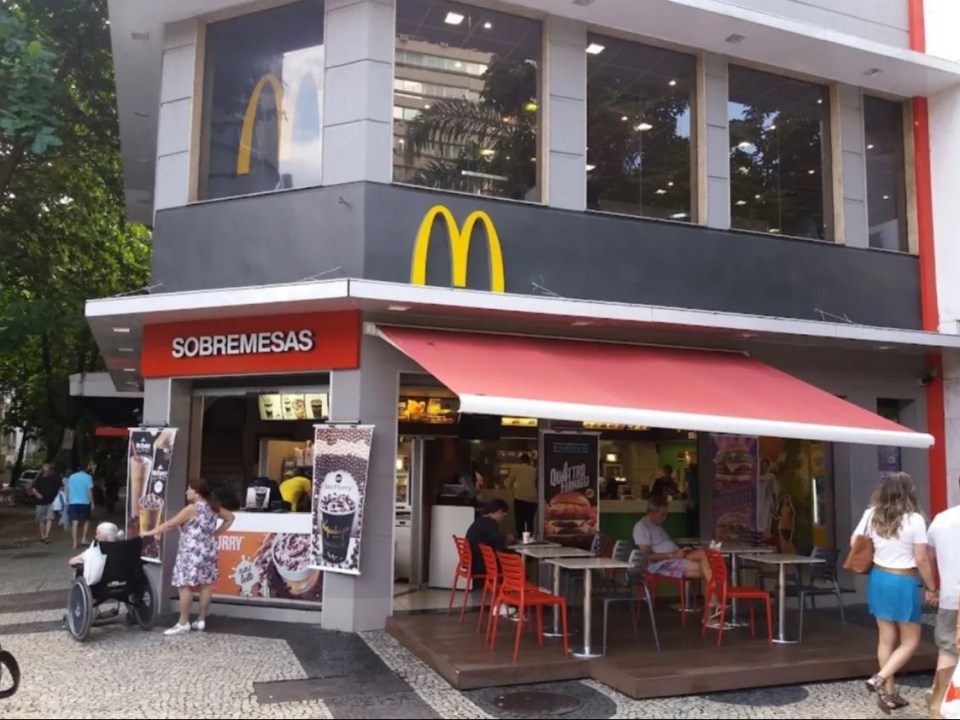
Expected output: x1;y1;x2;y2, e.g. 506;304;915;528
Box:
0;0;151;478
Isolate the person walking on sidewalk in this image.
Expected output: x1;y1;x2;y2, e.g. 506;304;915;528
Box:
28;464;62;544
142;478;234;636
857;472;937;713
925;487;960;718
65;467;95;549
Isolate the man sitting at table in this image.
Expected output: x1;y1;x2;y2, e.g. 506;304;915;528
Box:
633;496;713;588
466;499;510;576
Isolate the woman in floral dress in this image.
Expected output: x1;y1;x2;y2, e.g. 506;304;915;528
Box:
142;478;234;636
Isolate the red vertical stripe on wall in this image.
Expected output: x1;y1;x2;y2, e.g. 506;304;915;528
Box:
909;0;948;515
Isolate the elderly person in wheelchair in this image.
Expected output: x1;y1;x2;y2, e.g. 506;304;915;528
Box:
64;522;158;641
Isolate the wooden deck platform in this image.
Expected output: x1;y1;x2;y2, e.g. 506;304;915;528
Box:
387;605;937;698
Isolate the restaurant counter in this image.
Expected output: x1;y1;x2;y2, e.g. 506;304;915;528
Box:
598;499;693;544
211;511;322;604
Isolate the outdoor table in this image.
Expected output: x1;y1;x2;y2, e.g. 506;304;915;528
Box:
739;553;825;644
708;544;776;628
507;540;560;551
514;545;592;636
546;556;632;658
675;537;703;547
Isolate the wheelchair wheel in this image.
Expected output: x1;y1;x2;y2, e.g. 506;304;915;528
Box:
131;575;158;630
0;649;20;699
66;579;93;641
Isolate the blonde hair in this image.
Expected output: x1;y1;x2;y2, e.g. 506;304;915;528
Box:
95;522;119;542
870;472;921;539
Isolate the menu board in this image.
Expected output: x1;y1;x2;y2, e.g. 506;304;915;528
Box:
397;397;457;424
583;422;649;431
259;393;328;421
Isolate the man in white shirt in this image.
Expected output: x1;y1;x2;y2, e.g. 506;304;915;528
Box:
509;454;538;536
633;496;712;585
927;502;960;717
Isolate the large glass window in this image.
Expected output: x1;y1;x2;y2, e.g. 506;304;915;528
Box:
585;36;696;221
864;96;908;252
394;0;541;201
200;0;325;201
728;66;831;240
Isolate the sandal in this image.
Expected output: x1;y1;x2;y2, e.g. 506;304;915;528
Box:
876;689;908;714
866;674;885;693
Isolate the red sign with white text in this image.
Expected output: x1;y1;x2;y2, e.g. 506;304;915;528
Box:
141;311;360;378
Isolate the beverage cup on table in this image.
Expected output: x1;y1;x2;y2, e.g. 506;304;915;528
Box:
139;493;163;535
522;531;532;544
253;486;269;509
319;492;357;564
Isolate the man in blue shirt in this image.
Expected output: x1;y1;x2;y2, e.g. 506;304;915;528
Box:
65;469;95;549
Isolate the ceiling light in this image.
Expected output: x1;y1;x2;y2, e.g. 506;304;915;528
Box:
670;212;688;219
655;188;667;194
635;122;653;131
620;115;628;122
754;194;761;200
768;228;781;233
883;194;890;200
479;148;495;157
817;99;823;104
864;68;882;76
867;143;875;150
388;305;411;312
573;0;596;6
483;21;492;30
118;347;135;353
726;33;746;44
112;327;131;334
571;320;593;327
667;181;674;187
735;200;747;205
586;43;606;55
134;111;150;118
424;104;431;109
131;31;150;40
669;79;677;86
808;169;815;174
586;164;596;171
877;345;894;351
122;368;137;373
444;11;465;25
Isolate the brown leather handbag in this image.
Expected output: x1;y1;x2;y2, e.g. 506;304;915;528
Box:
843;534;875;574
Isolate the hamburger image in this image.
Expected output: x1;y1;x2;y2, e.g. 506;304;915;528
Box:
544;491;597;538
714;448;755;476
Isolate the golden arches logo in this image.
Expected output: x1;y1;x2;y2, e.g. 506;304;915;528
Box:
236;70;323;176
410;205;505;293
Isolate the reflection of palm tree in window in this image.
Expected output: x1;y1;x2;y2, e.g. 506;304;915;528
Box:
401;55;538;201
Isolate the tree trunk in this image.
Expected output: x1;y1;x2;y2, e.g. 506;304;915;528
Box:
9;425;29;488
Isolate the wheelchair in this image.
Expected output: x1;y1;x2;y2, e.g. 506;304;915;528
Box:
66;537;159;641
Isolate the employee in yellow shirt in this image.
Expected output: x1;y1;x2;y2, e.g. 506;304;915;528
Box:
509;454;538;536
280;471;312;512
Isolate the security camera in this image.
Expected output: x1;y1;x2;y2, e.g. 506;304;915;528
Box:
919;367;940;387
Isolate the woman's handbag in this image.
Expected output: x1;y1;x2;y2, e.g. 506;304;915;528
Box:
843;533;874;574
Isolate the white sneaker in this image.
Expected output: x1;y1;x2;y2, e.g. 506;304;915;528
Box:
164;623;191;636
190;619;205;631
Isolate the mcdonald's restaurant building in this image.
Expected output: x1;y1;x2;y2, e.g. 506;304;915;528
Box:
90;0;960;637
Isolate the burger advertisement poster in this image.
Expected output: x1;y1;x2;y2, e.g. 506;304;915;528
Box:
310;424;374;576
711;434;758;543
126;427;178;563
540;432;600;547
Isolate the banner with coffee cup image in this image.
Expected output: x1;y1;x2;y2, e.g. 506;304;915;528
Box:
310;424;374;576
126;427;178;563
539;431;600;548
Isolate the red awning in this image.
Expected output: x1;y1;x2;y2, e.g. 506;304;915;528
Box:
376;327;933;449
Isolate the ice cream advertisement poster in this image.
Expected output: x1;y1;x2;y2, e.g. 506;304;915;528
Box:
125;427;178;563
212;531;322;601
711;434;758;543
310;424;374;576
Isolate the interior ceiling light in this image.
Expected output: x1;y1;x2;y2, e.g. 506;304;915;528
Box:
483;21;492;29
669;80;677;86
586;163;596;171
655;188;667;195
444;11;465;25
586;43;605;55
735;200;747;205
726;33;746;44
112;327;131;334
573;0;596;6
864;68;882;76
670;212;688;219
867;143;875;150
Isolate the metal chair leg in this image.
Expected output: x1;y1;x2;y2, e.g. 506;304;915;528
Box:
602;601;609;657
644;586;660;653
836;586;846;625
629;599;640;643
798;591;805;643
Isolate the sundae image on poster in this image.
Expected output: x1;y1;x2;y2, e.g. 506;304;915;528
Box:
539;432;600;547
711;434;758;543
125;427;178;563
212;531;322;601
310;424;374;575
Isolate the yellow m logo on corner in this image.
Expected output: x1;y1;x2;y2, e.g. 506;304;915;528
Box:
410;206;505;293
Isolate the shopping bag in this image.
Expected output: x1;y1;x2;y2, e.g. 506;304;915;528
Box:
940;664;960;718
82;542;107;586
51;490;64;513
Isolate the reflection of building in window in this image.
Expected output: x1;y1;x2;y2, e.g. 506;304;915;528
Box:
728;66;831;240
585;34;696;222
864;96;907;252
393;0;541;202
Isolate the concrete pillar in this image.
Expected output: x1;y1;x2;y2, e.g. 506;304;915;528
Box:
701;53;730;229
154;20;202;215
837;85;868;248
142;378;192;611
543;17;587;211
943;350;960;508
322;335;403;631
321;0;394;185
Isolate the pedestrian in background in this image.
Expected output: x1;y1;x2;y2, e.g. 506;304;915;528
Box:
28;464;61;544
65;467;95;549
856;472;937;713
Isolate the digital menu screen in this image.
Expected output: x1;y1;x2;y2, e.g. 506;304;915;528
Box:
258;393;328;421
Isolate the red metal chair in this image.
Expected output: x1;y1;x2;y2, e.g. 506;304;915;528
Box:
477;544;501;636
489;551;569;662
702;550;773;647
646;571;699;625
448;536;483;623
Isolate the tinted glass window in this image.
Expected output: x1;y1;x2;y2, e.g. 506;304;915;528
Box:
864;96;907;252
394;0;541;201
201;0;325;200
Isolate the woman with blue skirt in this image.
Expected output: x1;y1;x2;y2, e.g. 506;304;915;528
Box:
853;472;936;713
